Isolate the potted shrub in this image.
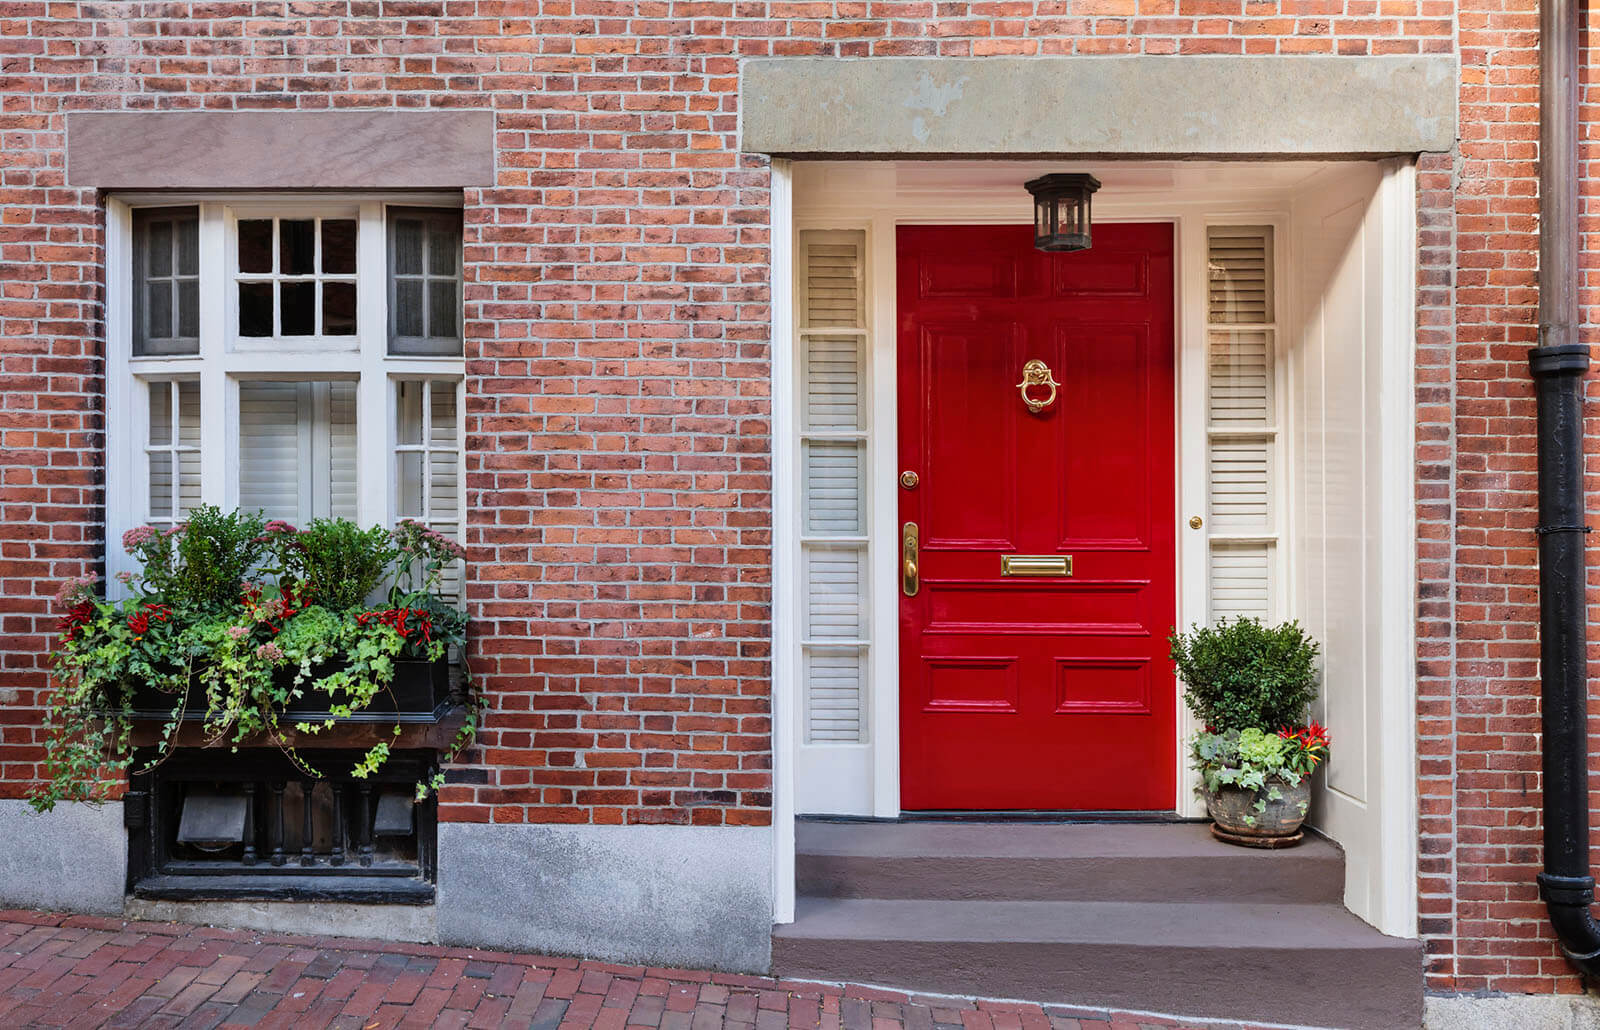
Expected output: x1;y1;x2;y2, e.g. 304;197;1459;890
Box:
34;506;477;812
1169;617;1329;847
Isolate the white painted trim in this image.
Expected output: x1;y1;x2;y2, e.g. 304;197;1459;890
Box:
357;201;390;528
1375;157;1420;937
1174;215;1209;818
106;193;466;572
866;216;901;818
105;199;135;593
769;160;798;925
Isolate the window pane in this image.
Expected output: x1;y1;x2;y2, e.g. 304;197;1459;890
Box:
280;219;315;275
805;546;866;641
322;220;357;274
394;219;423;275
239;382;301;522
148;220;172;277
395;279;424;337
802;441;865;535
177;219;199;276
323;282;357;336
239;282;273;337
428;280;457;339
396;381;423;445
148;452;173;519
803;648;866;743
133;207;200;356
430;381;457;441
429;387;459;521
177;279;199;338
176;381;200;446
804;335;864;431
329;382;357;520
428;222;457;276
396;452;424;517
177;450;202;516
238;219;273;274
239;381;357;524
148;382;172;446
147;282;172;340
279;281;315;336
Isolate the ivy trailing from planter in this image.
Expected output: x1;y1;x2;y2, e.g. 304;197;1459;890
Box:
32;507;478;813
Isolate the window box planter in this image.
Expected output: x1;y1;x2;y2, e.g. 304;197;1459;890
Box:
122;657;458;724
35;509;476;814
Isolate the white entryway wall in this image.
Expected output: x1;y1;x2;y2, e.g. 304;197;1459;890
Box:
769;160;1418;939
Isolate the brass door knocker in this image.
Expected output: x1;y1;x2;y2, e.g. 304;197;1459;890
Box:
1017;359;1059;414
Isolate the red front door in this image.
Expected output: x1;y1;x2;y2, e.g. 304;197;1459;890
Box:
897;223;1176;811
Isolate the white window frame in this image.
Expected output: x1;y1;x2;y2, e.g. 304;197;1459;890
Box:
105;192;467;592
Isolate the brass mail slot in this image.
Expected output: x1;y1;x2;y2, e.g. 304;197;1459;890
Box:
1001;554;1072;577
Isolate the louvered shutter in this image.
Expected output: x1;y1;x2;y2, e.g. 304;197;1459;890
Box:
238;381;358;524
1205;227;1278;621
146;380;201;526
1207;226;1273;324
798;230;869;744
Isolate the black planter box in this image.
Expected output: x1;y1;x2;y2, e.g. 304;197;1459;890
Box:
122;659;455;724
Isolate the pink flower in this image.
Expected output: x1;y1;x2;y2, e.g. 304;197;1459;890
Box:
162;525;184;538
263;519;298;535
255;641;284;663
53;573;99;608
121;525;156;552
226;625;248;640
116;571;134;585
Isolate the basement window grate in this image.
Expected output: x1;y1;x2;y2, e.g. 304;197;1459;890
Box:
125;748;438;904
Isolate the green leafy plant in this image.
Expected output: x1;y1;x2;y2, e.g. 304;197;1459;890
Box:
274;518;398;612
119;506;269;612
1191;725;1329;822
32;512;475;813
1168;617;1320;732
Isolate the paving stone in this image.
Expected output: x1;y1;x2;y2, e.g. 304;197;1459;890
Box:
0;912;1231;1030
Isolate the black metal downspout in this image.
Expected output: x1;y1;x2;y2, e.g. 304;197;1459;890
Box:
1532;0;1600;975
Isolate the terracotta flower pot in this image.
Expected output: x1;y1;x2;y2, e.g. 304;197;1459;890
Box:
1203;775;1311;846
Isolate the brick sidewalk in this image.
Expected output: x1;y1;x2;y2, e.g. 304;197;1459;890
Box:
0;910;1276;1030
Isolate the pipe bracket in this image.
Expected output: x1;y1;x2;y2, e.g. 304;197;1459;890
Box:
1539;872;1596;906
1536;525;1592;535
1529;343;1591;375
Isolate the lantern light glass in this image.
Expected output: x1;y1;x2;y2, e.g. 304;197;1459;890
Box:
1024;173;1102;252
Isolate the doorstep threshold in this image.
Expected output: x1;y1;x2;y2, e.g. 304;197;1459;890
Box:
805;810;1200;824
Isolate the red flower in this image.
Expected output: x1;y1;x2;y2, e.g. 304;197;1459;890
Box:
127;611;150;638
57;601;95;640
357;607;433;645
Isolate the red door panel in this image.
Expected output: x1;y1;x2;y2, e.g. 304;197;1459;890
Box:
897;223;1177;812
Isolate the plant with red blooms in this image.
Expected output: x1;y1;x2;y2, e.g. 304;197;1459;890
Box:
1277;722;1330;777
34;509;476;814
355;606;435;649
57;601;95;642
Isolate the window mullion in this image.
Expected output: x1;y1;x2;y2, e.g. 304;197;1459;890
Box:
197;202;230;509
356;201;389;528
420;379;434;524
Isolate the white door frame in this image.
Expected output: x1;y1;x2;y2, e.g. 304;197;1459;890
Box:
771;160;1417;939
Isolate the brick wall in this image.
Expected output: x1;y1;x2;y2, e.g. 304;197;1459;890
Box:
3;0;1593;998
1421;0;1600;993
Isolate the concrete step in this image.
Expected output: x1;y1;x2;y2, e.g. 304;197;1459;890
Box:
772;896;1423;1030
796;819;1347;904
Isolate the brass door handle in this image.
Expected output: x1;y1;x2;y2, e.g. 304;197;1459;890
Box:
902;522;920;597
